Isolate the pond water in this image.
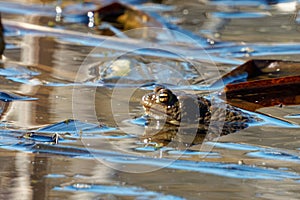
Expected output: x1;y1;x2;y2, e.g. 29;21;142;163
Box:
0;0;300;199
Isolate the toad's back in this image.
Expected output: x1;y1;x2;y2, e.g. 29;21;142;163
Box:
142;86;261;135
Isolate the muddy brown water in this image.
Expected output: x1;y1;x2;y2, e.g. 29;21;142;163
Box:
0;0;300;199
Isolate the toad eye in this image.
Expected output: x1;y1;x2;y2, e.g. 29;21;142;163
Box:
158;92;169;103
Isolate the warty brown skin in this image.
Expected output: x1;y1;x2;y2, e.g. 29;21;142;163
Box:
142;86;260;136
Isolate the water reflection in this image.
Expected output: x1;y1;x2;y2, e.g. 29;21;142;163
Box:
2;152;33;200
1;34;92;126
0;0;300;199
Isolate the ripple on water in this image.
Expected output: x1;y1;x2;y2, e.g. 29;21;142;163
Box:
247;150;300;163
212;11;270;19
285;113;300;119
0;2;300;199
53;183;185;200
167;150;221;158
205;142;263;151
210;0;269;7
44;174;66;178
0;91;38;102
0;119;122;151
0;65;40;78
35;119;117;136
128;116;148;126
1;139;299;180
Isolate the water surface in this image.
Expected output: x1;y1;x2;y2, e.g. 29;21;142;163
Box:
0;0;300;199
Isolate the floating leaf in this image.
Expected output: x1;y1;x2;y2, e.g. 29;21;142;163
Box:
212;60;300;111
224;75;300;111
96;2;162;30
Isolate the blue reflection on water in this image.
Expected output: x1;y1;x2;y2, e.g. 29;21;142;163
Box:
204;142;263;151
54;183;185;200
36;119;117;135
213;11;269;19
285;114;300;119
44;174;66;178
247;151;300;163
0;91;37;102
168;149;221;158
2;143;296;181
